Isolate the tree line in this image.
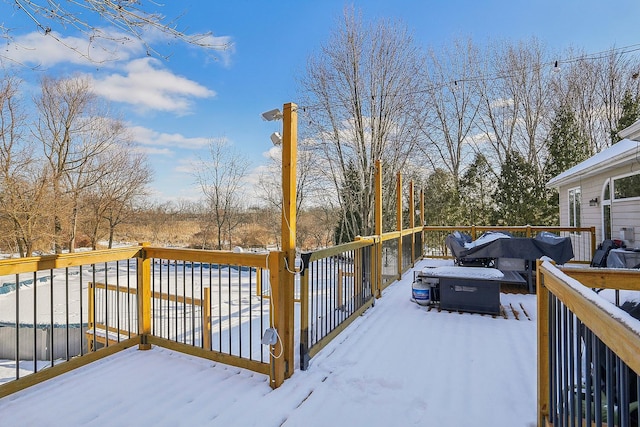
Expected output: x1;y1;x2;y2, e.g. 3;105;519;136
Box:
0;74;151;256
297;9;640;241
3;6;640;254
0;74;338;256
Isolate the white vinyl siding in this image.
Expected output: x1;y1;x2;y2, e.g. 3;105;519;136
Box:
557;165;640;245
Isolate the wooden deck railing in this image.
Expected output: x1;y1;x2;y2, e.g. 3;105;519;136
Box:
87;281;213;351
299;238;375;370
0;245;289;398
0;218;602;403
537;261;640;426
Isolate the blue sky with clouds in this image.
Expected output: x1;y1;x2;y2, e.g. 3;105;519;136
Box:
2;0;640;201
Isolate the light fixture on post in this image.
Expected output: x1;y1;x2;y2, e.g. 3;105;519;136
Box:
261;108;283;122
270;132;282;146
263;109;284;146
589;197;599;207
260;103;297;384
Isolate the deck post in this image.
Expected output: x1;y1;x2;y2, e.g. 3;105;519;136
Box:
202;287;211;351
374;160;383;298
419;189;425;258
537;260;550;426
396;172;402;280
137;242;151;350
88;282;95;351
353;236;363;303
409;181;415;266
280;102;297;380
256;268;262;297
269;251;287;388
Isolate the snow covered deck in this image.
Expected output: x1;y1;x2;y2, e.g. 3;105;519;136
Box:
0;260;537;426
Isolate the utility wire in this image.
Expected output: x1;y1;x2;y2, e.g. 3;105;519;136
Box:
295;42;640;112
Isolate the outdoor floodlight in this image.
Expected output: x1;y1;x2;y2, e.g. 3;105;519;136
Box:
261;108;283;121
270;132;282;146
261;328;278;345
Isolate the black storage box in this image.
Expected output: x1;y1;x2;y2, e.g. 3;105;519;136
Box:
438;277;500;315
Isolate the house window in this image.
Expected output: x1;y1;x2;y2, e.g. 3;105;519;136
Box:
568;187;581;228
602;179;612;240
613;172;640;200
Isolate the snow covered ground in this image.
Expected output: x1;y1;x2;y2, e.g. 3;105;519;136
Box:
0;259;538;426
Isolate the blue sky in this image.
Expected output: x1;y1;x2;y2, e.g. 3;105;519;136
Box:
2;0;640;202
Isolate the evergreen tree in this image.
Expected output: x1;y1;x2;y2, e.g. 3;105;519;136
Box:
611;90;640;144
334;162;363;244
459;153;495;225
545;105;590;179
423;169;462;226
493;151;549;225
544;104;590;224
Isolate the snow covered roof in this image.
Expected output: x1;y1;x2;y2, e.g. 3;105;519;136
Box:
617;119;640;140
546;138;640;188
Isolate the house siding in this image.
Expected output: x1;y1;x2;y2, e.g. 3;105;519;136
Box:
613;200;639;244
557;164;640;247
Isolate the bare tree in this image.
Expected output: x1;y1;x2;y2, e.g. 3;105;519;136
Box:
33;75;128;252
475;39;554;173
419;38;481;191
553;48;640;154
83;147;151;249
2;0;232;61
256;145;318;238
299;8;427;240
0;74;51;256
193;138;250;250
145;201;176;245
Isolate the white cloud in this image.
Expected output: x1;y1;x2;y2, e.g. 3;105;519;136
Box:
4;28;220;115
137;146;173;156
196;34;235;67
462;131;493;145
174;157;198;174
263;146;281;160
2;26;234;69
91;57;215;113
2;30;144;68
489;98;514;109
129;125;211;151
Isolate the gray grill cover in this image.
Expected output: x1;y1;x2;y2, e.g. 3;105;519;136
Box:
446;231;574;264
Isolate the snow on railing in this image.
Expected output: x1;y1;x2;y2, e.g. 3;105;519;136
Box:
538;261;640;426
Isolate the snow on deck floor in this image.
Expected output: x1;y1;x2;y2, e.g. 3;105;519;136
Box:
0;260;537;427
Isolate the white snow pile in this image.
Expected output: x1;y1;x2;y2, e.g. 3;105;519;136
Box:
422;265;505;279
464;231;511;249
421;258;455;268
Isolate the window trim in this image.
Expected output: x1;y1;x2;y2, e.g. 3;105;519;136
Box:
612;170;640;202
601;179;612;241
568;186;581;229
